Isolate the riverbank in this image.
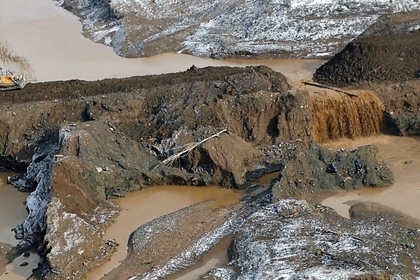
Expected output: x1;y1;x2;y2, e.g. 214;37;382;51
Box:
54;0;420;59
0;0;324;82
84;186;242;279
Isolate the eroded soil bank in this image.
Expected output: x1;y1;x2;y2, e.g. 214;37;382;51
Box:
0;62;404;279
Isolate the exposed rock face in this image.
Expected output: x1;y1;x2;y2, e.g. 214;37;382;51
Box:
55;0;420;58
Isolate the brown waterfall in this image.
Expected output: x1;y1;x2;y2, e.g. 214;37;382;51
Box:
311;90;385;143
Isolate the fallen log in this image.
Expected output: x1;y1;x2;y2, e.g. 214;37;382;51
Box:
302;81;358;97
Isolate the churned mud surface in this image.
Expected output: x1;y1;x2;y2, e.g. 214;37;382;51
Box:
2;8;420;279
0;63;399;279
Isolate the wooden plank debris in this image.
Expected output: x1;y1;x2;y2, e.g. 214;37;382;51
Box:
302;81;359;97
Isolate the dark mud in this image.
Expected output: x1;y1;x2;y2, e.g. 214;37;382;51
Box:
372;80;420;136
311;11;420;136
271;143;393;201
313;11;420;87
0;66;264;104
0;65;400;279
2;5;420;278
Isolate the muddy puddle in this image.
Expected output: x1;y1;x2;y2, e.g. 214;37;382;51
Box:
0;0;325;82
0;174;27;246
250;171;281;185
322;135;420;220
84;186;241;279
177;252;228;280
0;173;40;279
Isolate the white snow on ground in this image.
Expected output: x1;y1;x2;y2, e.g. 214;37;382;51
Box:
131;198;420;279
45;199;89;256
59;0;420;58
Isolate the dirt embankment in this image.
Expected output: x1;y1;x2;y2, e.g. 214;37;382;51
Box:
0;10;416;279
313;11;420;87
312;11;420;136
0;65;397;279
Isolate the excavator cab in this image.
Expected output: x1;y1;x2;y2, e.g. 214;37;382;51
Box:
0;67;27;91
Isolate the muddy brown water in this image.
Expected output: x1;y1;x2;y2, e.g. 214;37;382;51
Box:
0;174;40;279
84;186;242;279
311;90;385;143
0;0;325;83
0;174;27;246
1;1;322;280
177;252;229;280
1;1;410;280
322;136;420;220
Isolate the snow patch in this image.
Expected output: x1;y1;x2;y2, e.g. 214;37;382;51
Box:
10;130;64;247
58;0;420;58
135;198;420;279
45;199;90;256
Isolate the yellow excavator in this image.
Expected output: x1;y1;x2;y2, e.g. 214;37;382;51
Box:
0;67;27;91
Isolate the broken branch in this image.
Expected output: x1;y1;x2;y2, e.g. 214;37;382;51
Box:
152;128;228;171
